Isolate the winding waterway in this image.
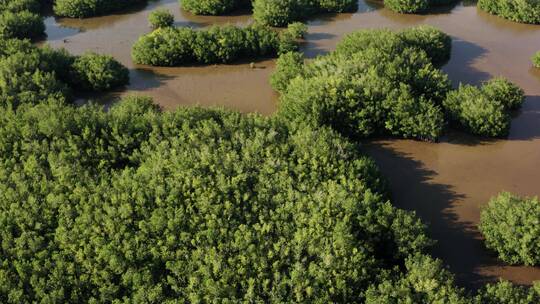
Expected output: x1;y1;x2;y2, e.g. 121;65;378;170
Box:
43;0;540;288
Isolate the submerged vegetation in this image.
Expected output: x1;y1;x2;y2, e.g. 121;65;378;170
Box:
478;0;540;24
132;24;303;66
479;192;540;266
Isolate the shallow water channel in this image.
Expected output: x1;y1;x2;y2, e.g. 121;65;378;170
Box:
43;0;540;288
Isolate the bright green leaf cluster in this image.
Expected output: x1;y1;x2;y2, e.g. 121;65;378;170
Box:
148;8;175;29
443;78;524;137
532;51;540;68
479;192;540;266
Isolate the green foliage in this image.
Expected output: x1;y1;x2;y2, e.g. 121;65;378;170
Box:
475;280;540;304
384;0;429;13
0;96;438;302
148;9;174;29
132;24;301;66
274;27;451;141
181;0;249;15
69;52;130;91
478;0;540;24
479;192;540;266
532;51;540;68
270;51;304;93
482;77;525;110
443;78;523;137
365;254;469;304
335;25;452;66
0;0;41;13
286;22;308;39
252;0;357;27
0;38;130;108
54;0;147;18
0;9;44;39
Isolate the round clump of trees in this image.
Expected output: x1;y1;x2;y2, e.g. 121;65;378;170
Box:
70;52;130;91
384;0;429;14
181;0;248;15
443;78;524;137
478;0;540;24
479;192;540;266
148;9;174;29
54;0;147;18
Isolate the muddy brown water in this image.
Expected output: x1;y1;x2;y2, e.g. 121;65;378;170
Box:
43;0;540;288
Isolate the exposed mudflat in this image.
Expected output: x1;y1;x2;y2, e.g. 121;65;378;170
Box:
43;0;540;288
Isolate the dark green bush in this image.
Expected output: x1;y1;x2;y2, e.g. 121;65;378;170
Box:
532;51;540;68
181;0;249;15
478;0;540;24
132;24;300;66
54;0;147;18
398;25;452;66
69;52;129;91
252;0;357;27
443;78;523;137
479;192;540;266
0;10;44;39
0;0;41;12
148;9;174;29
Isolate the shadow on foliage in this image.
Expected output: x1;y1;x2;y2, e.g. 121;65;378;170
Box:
361;141;503;289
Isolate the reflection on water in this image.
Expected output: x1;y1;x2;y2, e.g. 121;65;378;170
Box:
43;0;540;287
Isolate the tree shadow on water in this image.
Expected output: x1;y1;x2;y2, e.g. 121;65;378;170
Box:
443;38;491;87
361;141;503;289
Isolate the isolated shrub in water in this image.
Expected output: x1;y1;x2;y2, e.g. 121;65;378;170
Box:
478;0;540;24
252;0;357;27
181;0;247;15
479;192;540;266
286;22;308;39
148;9;174;29
532;51;540;68
132;24;299;66
384;0;429;13
54;0;146;18
69;52;129;91
0;10;44;39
